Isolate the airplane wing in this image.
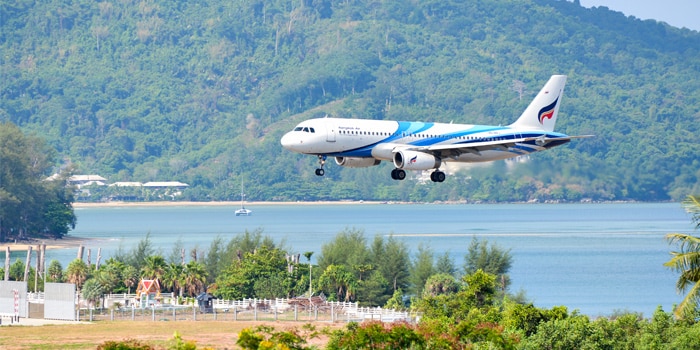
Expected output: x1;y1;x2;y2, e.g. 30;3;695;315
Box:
403;134;595;158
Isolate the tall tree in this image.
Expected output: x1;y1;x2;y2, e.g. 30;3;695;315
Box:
373;235;411;293
81;278;104;308
47;260;63;282
66;259;89;290
141;255;167;281
122;265;139;294
435;251;456;276
664;195;700;319
317;228;370;271
464;237;512;290
0;122;76;241
410;243;435;297
183;260;207;297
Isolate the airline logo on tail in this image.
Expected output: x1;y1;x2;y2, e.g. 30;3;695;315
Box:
538;97;559;124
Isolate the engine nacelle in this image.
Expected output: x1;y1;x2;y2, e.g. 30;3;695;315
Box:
335;157;381;168
393;150;441;170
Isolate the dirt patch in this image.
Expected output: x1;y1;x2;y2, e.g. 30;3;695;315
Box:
0;320;341;349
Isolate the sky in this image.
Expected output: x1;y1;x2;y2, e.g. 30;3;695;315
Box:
579;0;700;31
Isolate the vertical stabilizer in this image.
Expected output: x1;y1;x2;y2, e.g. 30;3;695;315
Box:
509;75;567;132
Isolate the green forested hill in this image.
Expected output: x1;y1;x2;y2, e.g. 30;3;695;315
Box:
2;0;699;202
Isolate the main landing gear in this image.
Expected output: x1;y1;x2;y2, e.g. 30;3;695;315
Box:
430;170;446;183
391;168;406;180
390;169;446;182
315;155;326;176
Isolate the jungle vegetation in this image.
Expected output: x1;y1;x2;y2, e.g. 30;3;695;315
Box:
1;0;699;203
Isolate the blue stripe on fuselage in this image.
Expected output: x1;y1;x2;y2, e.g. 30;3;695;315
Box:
326;122;567;157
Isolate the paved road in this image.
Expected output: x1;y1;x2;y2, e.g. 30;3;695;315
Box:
0;317;87;326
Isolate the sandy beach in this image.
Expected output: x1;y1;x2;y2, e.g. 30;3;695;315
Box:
71;200;390;208
0;235;90;252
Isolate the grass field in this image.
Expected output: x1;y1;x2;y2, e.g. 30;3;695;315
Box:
0;320;338;349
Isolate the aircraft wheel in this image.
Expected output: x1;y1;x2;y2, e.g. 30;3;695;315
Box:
394;169;406;180
431;171;446;182
315;168;325;176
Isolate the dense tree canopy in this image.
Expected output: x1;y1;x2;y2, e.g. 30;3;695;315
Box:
0;122;76;241
1;0;699;203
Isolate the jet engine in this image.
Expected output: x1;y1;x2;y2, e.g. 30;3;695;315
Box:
335;157;381;168
393;150;441;170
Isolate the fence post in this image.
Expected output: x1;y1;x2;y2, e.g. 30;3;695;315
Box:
234;306;237;321
274;302;277;321
111;308;114;321
294;305;298;322
193;305;196;321
331;304;334;322
173;307;176;320
152;305;155;321
89;308;93;322
131;307;135;321
254;304;258;321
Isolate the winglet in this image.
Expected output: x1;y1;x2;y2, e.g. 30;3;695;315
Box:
509;75;567;132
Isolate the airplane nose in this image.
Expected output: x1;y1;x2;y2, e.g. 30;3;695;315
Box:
280;132;296;150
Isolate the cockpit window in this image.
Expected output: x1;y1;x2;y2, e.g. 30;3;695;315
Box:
293;126;316;133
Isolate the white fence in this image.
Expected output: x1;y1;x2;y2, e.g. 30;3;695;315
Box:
91;295;415;323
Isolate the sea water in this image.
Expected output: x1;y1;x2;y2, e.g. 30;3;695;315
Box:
7;202;696;316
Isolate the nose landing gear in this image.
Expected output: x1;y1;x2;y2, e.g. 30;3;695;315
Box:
315;155;326;176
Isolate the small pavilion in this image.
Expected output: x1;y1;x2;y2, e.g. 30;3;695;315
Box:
135;279;161;308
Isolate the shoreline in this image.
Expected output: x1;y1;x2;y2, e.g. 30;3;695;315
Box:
0;235;90;252
72;200;396;208
71;199;654;208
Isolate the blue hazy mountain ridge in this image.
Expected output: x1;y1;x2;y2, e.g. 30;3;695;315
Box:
1;0;699;202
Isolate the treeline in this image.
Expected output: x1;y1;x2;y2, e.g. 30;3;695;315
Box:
0;228;511;309
2;0;699;202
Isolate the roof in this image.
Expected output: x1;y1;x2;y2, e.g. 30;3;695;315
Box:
69;175;107;182
109;182;143;187
135;279;161;297
142;181;189;187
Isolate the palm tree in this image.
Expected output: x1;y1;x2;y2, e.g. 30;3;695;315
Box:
81;278;103;308
183;261;207;297
665;195;700;319
318;264;356;302
95;267;119;294
141;255;166;281
303;251;313;296
164;263;185;298
47;260;63;282
66;259;89;290
122;265;139;294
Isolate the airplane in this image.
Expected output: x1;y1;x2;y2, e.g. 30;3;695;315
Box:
280;75;593;182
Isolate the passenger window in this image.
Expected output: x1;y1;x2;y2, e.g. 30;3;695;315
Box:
294;127;302;131
310;128;315;133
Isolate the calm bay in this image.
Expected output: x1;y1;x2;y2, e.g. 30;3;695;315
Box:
26;202;697;317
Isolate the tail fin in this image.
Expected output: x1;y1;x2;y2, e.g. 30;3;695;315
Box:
509;75;567;132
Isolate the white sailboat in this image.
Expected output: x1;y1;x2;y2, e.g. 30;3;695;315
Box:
234;181;252;216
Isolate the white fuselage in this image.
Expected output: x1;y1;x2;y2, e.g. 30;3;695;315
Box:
280;117;565;163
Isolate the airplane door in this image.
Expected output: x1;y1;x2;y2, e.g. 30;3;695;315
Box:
326;120;336;142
